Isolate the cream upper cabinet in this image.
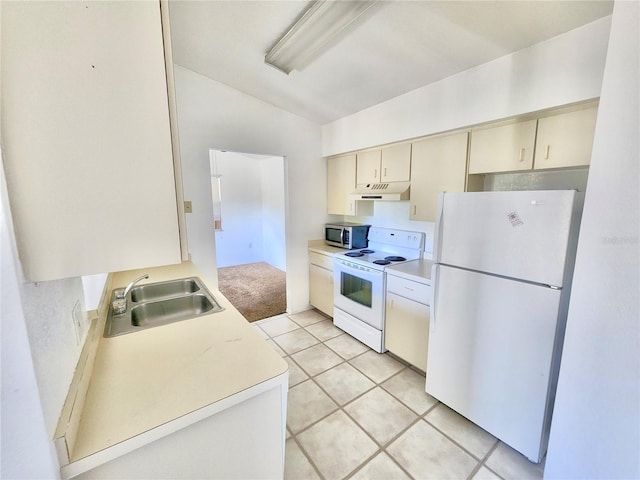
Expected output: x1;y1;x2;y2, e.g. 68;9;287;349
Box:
327;154;373;216
356;144;411;184
534;105;598;170
410;132;468;222
356;150;382;184
381;143;411;182
2;1;181;281
469;119;537;174
327;154;357;215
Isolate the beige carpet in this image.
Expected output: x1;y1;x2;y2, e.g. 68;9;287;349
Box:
217;262;286;322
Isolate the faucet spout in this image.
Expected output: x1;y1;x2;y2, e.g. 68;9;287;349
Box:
122;274;150;298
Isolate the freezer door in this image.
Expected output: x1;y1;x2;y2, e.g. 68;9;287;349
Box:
426;265;562;462
434;190;576;287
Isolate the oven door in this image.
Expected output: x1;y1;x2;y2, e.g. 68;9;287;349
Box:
333;259;385;329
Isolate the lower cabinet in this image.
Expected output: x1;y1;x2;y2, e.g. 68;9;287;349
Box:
385;274;431;371
72;383;286;479
309;251;334;316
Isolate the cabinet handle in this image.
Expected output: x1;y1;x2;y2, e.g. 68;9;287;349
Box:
404;286;414;292
545;145;550;160
412;205;417;216
374;169;377;179
384;167;387;177
519;148;525;162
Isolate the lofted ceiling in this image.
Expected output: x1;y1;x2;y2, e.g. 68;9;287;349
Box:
168;0;613;125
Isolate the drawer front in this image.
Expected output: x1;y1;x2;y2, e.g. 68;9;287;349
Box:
309;251;334;270
386;275;431;305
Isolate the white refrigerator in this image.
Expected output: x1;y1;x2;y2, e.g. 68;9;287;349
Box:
426;190;582;463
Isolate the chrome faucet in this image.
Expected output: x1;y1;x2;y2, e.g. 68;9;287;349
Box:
120;274;150;299
112;274;149;315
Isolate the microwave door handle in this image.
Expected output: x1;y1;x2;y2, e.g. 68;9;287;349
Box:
341;228;347;246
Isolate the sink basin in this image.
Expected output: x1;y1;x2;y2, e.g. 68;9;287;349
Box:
131;294;215;327
104;276;224;337
130;278;200;303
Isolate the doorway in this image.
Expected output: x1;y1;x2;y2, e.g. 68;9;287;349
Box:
209;149;287;322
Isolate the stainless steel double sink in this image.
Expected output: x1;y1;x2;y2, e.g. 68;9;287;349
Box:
104;277;224;337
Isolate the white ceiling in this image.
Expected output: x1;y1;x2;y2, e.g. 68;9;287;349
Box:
168;0;613;125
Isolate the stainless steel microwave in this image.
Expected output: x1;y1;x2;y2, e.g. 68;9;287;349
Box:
325;223;370;249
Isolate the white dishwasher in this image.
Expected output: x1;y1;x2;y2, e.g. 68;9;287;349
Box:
385;259;432;372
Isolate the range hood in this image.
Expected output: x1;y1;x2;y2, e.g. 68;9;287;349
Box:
349;181;410;201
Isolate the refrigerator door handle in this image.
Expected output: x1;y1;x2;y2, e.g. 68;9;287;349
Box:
430;263;439;331
432;192;446;262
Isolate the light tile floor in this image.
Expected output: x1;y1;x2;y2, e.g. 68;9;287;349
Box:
252;310;545;480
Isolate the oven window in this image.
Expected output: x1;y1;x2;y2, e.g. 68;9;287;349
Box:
340;271;372;308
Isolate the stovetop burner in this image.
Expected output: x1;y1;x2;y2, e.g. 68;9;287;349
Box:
385;255;406;262
373;259;391;265
336;227;425;271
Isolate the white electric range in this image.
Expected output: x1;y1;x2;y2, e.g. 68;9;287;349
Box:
333;227;425;352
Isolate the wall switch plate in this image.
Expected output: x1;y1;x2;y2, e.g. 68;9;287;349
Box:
184;201;193;213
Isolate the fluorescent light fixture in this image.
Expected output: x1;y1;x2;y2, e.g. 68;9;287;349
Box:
265;0;377;74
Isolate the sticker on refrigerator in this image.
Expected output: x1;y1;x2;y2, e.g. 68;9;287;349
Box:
507;211;524;227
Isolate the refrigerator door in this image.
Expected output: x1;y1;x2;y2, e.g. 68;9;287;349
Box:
434;190;576;287
427;265;561;462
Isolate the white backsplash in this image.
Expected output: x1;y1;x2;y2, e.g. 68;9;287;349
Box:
343;201;435;253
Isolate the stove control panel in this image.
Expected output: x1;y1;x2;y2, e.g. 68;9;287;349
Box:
367;227;425;250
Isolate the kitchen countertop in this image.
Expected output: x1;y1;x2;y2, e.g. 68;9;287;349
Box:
308;239;346;255
386;258;434;284
65;262;288;473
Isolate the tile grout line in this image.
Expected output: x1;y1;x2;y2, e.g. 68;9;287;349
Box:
290;337;429;479
289;435;326;480
259;313;426;479
255;311;525;480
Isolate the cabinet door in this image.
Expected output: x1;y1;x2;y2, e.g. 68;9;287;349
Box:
356;150;382;184
381;143;411;182
309;264;334;317
410;132;468;222
534;105;598;170
469;120;537;174
2;1;180;281
385;291;430;371
327;154;356;215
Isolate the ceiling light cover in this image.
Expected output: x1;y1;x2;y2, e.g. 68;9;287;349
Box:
265;0;377;74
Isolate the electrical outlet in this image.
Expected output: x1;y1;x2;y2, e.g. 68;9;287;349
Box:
184;201;193;213
72;301;84;346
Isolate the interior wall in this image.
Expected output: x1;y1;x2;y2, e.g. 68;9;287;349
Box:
213;151;265;268
81;273;108;311
173;65;326;313
336;202;435;254
212;151;286;271
259;156;286;271
1;158;61;479
322;16;611;156
19;277;88;436
544;2;639;478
